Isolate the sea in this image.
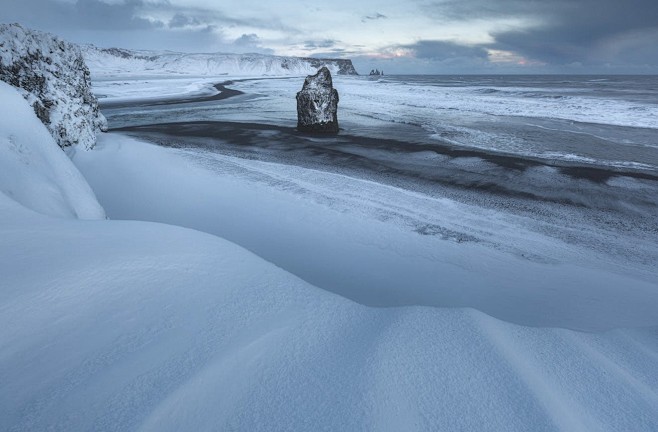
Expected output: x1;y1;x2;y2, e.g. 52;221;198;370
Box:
346;74;658;173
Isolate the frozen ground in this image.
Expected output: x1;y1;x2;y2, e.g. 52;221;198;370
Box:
3;73;658;430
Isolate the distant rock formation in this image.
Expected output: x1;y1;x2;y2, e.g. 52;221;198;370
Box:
369;69;383;76
0;23;107;150
296;67;339;134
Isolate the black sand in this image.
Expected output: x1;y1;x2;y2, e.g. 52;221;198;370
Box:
104;80;658;230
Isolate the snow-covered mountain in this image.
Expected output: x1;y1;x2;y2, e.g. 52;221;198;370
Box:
81;45;359;77
0;23;107;150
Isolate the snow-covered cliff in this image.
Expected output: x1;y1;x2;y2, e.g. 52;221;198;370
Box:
0;23;107;150
82;45;358;77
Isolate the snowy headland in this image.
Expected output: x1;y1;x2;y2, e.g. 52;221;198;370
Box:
1;25;658;431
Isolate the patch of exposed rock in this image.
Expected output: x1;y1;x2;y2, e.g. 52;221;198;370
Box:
0;23;107;150
296;67;339;134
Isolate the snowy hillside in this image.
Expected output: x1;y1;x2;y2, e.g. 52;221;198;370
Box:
0;23;107;150
81;45;358;77
0;131;656;430
0;81;104;219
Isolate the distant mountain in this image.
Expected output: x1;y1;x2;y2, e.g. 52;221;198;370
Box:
81;45;359;77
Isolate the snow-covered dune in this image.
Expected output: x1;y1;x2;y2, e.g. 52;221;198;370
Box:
82;45;358;78
1;146;657;430
0;82;104;219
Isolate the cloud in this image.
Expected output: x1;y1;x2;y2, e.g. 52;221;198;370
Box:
422;0;548;21
426;0;658;69
404;40;488;61
169;13;201;29
362;13;387;22
3;0;658;72
348;40;492;74
303;39;337;49
232;33;274;54
1;0;298;54
234;33;260;46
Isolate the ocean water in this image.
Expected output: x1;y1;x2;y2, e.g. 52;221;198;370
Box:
339;75;658;172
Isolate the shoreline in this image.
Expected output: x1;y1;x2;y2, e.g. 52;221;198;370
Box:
100;78;658;184
113;120;658;185
98;81;245;109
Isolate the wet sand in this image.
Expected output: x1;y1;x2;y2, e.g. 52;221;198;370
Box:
114;120;658;185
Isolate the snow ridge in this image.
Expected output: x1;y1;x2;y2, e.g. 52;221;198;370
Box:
0;81;105;219
0;23;107;150
81;45;359;77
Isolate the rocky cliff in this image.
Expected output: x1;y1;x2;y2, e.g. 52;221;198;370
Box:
0;23;107;150
82;45;359;77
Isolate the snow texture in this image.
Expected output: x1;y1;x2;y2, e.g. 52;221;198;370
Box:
0;132;656;431
0;81;105;219
0;23;107;150
81;44;358;78
296;67;340;134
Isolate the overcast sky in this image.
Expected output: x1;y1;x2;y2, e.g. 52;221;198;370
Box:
4;0;658;74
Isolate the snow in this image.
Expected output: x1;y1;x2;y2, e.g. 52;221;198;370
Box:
92;76;221;104
0;82;104;219
74;134;658;332
0;24;107;150
82;45;357;79
1;186;657;430
2;70;657;430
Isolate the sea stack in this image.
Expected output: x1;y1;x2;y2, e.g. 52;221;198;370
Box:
296;67;339;134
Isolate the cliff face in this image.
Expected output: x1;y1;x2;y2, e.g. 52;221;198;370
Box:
0;23;107;150
82;45;359;77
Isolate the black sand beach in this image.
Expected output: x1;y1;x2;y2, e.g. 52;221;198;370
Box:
101;79;658;255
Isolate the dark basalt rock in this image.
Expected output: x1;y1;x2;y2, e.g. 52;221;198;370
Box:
296;67;339;134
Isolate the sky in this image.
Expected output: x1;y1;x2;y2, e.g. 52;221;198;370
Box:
3;0;658;74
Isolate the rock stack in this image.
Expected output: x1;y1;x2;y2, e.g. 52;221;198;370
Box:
296;67;339;134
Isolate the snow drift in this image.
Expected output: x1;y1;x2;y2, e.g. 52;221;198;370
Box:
0;23;107;150
82;45;358;78
1;134;657;430
0;81;104;219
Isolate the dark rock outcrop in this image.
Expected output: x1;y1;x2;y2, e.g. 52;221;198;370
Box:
296;67;339;134
0;23;107;150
